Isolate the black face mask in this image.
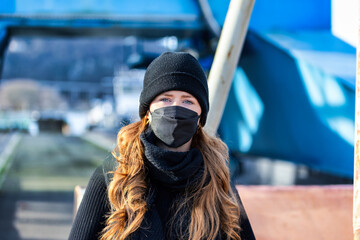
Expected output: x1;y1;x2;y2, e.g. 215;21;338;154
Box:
149;106;200;148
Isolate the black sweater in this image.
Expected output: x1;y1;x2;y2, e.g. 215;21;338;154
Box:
69;166;108;240
69;166;256;240
69;130;256;240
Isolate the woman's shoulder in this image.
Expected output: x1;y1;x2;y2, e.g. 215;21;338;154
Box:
84;154;117;189
69;160;111;240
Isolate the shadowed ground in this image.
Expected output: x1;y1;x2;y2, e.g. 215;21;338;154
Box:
0;133;109;240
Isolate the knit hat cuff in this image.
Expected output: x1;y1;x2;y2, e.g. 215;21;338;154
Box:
146;71;208;91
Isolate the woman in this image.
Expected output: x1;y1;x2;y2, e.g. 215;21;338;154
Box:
69;52;255;240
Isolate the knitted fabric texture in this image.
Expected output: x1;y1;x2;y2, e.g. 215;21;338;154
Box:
139;52;209;126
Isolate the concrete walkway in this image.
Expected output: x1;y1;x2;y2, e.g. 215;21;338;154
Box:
0;133;108;240
0;133;21;187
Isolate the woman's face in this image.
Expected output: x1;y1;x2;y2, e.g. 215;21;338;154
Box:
149;90;202;116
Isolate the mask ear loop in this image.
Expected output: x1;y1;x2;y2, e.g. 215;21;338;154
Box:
196;125;201;134
145;110;150;125
195;116;201;135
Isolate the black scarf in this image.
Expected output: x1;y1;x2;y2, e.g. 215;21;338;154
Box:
141;127;204;189
128;127;205;240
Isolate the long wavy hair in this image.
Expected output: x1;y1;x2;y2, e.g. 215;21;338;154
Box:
101;117;241;240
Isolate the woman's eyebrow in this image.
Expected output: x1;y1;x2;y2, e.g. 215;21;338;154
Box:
158;93;194;98
157;93;173;98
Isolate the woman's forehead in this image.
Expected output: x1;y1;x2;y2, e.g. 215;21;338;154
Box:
157;90;195;98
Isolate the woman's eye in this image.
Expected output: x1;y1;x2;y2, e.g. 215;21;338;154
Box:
184;100;194;105
160;98;171;102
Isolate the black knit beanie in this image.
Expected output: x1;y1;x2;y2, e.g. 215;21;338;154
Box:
139;52;209;126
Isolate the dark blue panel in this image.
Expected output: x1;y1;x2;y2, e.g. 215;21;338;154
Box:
0;27;9;78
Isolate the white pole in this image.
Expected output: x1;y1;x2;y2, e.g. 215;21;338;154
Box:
204;0;255;136
354;3;360;240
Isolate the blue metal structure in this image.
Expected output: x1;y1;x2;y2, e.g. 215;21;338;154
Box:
220;31;355;177
219;0;355;177
0;0;356;177
0;0;229;36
